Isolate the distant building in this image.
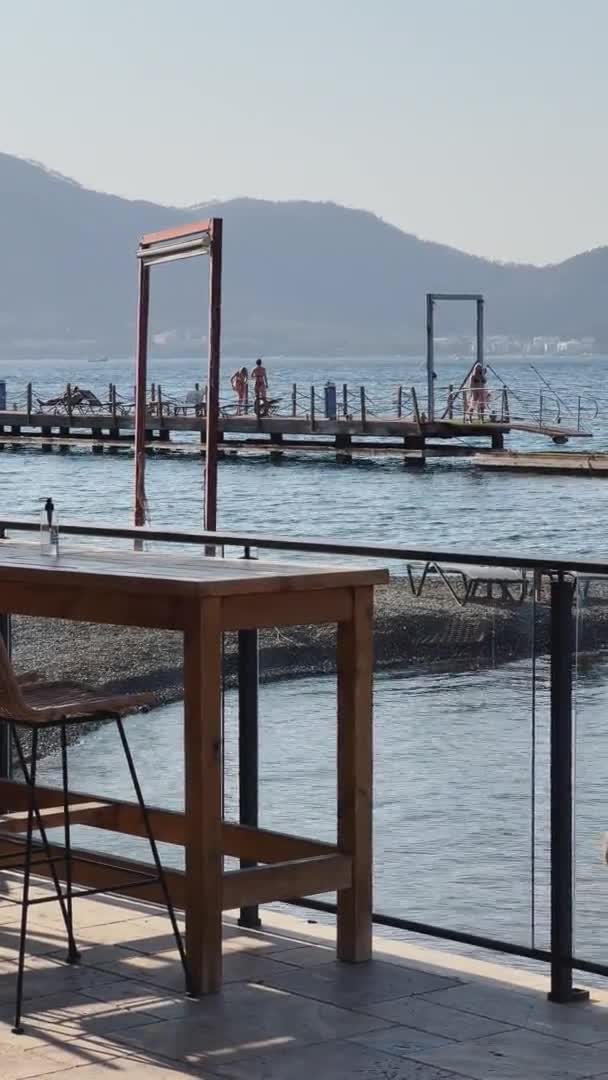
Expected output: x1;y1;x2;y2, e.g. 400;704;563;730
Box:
556;338;595;354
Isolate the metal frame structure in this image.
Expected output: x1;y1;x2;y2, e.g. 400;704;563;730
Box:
426;293;484;421
134;218;223;530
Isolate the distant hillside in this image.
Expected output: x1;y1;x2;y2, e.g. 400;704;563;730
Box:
1;152;607;356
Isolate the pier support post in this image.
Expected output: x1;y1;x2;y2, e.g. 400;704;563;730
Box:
269;432;283;462
548;574;588;1004
491;432;504;451
335;433;352;464
403;435;426;467
238;626;261;929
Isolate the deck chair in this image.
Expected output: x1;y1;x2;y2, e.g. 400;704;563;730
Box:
35;394;67;414
70;388;103;413
0;635;190;1033
407;561;528;606
573;573;608;603
255;397;282;418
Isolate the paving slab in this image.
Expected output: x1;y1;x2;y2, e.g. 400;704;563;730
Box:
106;980;390;1066
0;889;606;1078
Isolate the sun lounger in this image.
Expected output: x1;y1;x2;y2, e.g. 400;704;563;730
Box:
573;573;608;602
36;388;104;414
406;561;528;606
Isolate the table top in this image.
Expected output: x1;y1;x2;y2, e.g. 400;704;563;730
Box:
0;541;388;599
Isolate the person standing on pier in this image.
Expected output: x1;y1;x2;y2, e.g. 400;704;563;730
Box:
230;366;249;414
468;362;489;422
252;357;268;406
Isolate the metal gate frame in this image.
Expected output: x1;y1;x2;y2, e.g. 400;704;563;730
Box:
133;218;223;530
426;292;484;421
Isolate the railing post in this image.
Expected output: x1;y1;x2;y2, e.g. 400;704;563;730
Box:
0;610;10;787
343;383;349;418
291;383;297;417
237;593;261;928
0;525;10;787
548;574;588;1003
397;385;403;418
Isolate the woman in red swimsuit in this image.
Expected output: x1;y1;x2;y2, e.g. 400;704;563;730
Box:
252;358;268;404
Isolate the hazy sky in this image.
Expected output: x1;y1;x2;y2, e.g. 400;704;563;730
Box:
1;0;606;265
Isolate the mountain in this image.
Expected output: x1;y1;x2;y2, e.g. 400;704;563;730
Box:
1;151;607;357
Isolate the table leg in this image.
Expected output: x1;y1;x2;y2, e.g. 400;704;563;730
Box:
183;596;223;994
337;585;373;962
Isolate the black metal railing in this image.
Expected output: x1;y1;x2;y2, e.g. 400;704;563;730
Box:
0;514;605;1002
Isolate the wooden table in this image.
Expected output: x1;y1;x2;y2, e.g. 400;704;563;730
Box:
0;542;387;995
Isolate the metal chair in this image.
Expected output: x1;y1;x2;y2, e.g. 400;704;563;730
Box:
0;636;190;1033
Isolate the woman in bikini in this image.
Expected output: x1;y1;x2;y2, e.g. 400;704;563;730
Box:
468;363;489;422
230;367;248;414
252;358;268;405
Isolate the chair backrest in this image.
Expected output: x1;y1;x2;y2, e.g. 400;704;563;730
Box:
0;635;29;722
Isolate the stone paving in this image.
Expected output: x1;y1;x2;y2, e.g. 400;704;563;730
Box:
0;873;607;1078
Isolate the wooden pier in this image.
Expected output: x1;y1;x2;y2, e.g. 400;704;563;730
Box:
475;451;608;476
0;371;592;468
0;402;589;463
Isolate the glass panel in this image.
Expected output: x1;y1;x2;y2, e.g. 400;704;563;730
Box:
372;558;539;949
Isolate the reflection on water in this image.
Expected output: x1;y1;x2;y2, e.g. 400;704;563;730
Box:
36;654;608;965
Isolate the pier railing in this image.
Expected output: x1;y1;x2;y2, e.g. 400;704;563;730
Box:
0;515;606;1000
4;378;597;430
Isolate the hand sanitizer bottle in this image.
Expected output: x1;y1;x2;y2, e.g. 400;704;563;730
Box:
40;498;59;556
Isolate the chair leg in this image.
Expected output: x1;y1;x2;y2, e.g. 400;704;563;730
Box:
60;723;80;964
11;727;74;951
115;716;192;994
12;727;38;1035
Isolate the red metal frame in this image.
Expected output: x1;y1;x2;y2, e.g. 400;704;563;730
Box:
133;218;222;531
139;220;212;249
